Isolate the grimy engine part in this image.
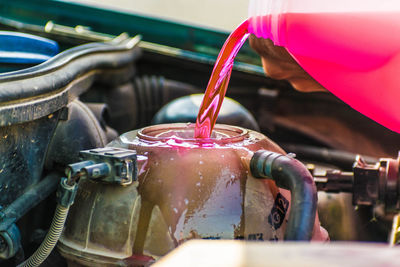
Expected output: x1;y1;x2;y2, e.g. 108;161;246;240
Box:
58;123;294;266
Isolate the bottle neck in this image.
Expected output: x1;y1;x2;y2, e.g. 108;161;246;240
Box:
247;0;285;46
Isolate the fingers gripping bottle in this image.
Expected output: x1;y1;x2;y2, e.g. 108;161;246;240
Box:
248;0;400;133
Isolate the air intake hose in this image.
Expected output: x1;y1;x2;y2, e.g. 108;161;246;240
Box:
250;150;317;241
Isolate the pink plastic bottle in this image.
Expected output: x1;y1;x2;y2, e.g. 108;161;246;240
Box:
248;0;400;133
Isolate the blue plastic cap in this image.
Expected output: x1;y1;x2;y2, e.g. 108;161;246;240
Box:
0;31;59;64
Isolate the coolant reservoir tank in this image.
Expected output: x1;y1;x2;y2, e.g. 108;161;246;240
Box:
58;123;290;266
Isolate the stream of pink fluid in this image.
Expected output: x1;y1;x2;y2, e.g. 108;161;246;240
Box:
197;12;400;136
194;20;249;138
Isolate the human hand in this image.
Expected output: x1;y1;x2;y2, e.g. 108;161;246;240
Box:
249;35;326;92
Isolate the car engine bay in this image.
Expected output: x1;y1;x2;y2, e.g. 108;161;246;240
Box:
1;1;400;266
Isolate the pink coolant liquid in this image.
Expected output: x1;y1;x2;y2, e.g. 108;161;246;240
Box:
195;20;249;138
254;12;400;133
197;12;400;137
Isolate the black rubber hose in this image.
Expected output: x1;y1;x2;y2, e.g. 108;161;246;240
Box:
3;173;59;222
250;150;317;241
132;75;199;128
281;143;379;171
84;103;111;129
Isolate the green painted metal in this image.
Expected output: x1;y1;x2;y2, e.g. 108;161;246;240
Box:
0;0;262;66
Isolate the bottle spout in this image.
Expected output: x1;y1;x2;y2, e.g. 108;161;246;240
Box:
248;15;271;39
247;0;285;46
